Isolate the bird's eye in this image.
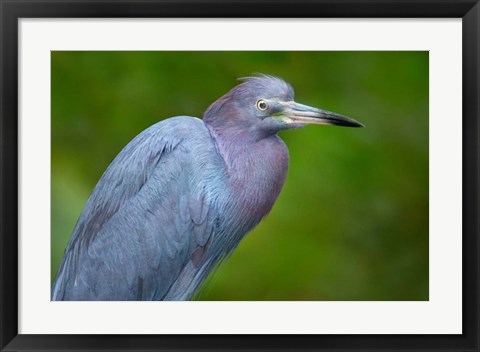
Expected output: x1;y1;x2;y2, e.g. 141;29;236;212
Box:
256;99;269;112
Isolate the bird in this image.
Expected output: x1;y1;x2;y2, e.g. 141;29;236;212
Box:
51;74;363;301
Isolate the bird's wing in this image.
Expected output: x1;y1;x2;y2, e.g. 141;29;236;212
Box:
52;116;222;300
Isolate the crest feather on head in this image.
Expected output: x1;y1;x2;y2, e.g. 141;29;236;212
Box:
233;73;294;101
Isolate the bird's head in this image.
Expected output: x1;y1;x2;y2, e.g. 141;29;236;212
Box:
203;74;363;139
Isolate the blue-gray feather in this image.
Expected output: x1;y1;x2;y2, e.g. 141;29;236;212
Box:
52;116;225;300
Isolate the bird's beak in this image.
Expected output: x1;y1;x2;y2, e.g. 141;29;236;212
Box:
278;101;364;128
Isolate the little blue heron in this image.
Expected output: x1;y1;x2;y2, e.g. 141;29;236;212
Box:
52;74;363;301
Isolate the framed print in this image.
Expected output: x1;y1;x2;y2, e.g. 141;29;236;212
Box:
1;1;479;351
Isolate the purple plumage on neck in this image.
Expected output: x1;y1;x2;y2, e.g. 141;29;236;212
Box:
205;112;289;228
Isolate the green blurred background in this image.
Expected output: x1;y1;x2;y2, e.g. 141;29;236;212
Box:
51;51;428;301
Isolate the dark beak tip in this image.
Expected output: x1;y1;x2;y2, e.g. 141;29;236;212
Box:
344;118;364;128
338;120;364;128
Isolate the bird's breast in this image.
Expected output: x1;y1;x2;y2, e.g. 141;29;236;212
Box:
223;135;289;228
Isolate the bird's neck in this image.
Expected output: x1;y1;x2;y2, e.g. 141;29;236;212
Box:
207;125;289;226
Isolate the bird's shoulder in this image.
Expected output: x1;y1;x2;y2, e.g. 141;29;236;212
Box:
148;115;211;141
115;115;213;159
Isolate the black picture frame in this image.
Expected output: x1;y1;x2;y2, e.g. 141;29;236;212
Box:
1;1;478;351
